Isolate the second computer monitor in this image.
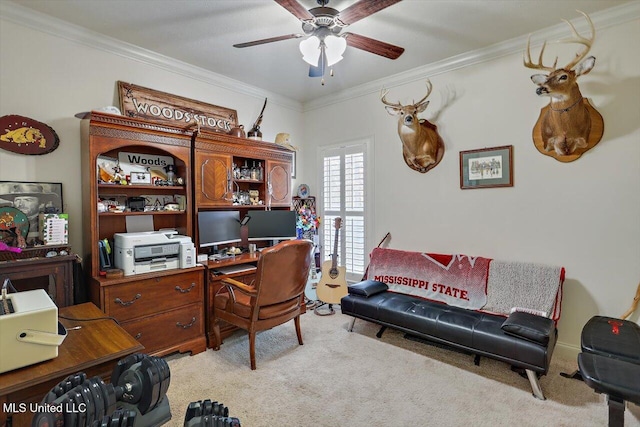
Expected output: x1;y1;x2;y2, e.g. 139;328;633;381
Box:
247;210;297;243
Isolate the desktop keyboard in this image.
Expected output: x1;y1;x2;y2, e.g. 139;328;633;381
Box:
214;264;257;275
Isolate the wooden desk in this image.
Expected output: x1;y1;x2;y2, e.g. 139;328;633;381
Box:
0;253;77;307
0;302;143;426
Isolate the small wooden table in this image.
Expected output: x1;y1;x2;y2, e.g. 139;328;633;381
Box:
0;302;144;426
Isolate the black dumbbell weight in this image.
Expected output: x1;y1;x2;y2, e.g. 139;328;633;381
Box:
111;353;145;386
138;356;161;414
87;377;105;422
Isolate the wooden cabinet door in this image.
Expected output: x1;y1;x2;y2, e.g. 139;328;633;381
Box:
195;150;233;207
266;159;292;207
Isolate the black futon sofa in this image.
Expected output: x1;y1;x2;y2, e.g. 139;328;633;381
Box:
340;248;565;400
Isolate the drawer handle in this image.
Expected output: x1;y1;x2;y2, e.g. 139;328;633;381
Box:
176;317;197;329
175;283;196;293
114;293;141;306
134;333;142;340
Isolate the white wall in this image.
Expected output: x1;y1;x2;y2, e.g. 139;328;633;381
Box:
299;19;640;356
0;9;303;257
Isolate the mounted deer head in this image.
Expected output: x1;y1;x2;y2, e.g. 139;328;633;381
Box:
524;10;603;159
381;80;444;173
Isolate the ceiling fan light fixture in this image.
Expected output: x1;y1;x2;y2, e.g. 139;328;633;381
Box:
324;34;346;66
235;0;405;83
299;36;321;66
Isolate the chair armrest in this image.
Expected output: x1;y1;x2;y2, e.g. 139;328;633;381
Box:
221;277;257;296
501;311;555;346
348;280;388;297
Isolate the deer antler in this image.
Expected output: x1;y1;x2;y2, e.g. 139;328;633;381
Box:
380;88;402;108
558;10;595;70
413;80;433;106
524;10;595;72
523;37;558;71
381;80;433;107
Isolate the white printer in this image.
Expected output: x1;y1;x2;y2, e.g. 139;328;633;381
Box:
114;229;196;276
0;288;67;374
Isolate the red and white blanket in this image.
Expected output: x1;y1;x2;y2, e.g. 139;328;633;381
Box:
367;248;491;310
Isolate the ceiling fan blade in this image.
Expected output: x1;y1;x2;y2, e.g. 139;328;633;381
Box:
233;34;304;48
274;0;314;21
344;32;404;60
338;0;402;25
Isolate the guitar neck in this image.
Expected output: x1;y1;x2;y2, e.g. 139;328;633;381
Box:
331;227;339;269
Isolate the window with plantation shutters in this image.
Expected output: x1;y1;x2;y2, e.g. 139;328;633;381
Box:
319;140;370;283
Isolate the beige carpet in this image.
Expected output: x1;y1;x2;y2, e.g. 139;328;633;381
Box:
165;312;640;427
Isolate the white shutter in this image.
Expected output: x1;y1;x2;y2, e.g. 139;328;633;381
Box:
323;155;341;211
345;152;365;275
319;141;369;282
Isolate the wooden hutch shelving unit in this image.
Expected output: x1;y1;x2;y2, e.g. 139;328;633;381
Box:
194;132;293;213
81;112;206;356
81;111;295;354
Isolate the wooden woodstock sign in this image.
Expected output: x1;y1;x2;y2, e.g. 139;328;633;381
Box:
118;81;238;134
524;11;604;162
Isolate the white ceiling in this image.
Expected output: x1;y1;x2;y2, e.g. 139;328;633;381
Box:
5;0;634;105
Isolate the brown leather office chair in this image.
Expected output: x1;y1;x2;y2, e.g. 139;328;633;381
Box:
212;239;313;370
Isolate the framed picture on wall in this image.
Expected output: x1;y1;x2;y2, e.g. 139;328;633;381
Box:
459;146;513;189
0;181;64;244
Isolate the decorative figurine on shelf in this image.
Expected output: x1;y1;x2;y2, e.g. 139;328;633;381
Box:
15;227;27;249
229;124;246;138
249;189;260;205
164;164;176;186
112;162;127;185
247;98;267;141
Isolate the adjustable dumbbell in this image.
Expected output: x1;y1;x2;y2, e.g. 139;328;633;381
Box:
33;354;170;427
113;354;170;415
92;409;137;427
34;376;118;427
184;399;241;427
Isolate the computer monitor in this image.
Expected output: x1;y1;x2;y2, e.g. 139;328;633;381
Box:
247;210;297;244
197;210;241;249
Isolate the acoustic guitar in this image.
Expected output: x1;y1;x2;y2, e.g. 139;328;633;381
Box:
316;218;348;305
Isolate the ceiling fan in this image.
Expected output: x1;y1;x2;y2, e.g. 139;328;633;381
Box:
233;0;405;82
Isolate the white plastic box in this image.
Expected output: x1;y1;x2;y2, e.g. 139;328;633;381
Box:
0;289;66;374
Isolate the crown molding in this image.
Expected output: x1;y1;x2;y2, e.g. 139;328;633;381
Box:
0;2;303;113
303;1;640;112
2;1;637;114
